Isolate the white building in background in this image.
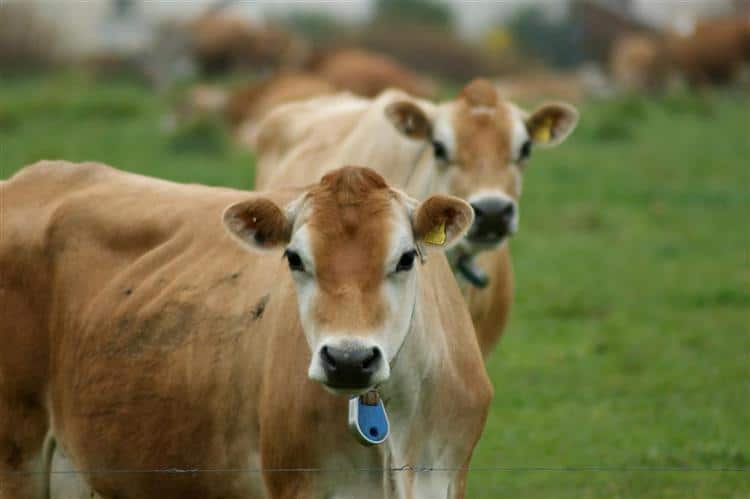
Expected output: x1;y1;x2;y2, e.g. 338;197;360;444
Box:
454;0;740;37
29;0;741;55
28;0;373;55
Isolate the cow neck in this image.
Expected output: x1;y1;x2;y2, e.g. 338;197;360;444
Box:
402;145;435;202
377;270;441;476
385;292;418;372
402;142;429;190
379;270;437;409
403;154;492;290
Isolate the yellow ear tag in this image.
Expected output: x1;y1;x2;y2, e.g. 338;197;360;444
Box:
423;221;446;246
533;116;554;143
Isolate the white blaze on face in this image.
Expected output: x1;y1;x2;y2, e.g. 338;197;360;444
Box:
508;103;530;198
509;104;530;168
290;199;419;393
432;106;457;164
425;106;458;196
286;223;317;346
378;200;420;360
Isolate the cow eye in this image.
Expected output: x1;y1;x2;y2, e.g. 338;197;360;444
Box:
519;140;532;161
284;249;305;272
396;250;417;272
432;140;448;161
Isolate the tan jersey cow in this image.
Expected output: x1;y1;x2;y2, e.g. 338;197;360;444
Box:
254;79;579;355
0;161;491;499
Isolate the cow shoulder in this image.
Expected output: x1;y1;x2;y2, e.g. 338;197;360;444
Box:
254;93;369;159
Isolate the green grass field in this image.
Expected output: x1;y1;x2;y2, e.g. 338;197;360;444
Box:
2;73;748;498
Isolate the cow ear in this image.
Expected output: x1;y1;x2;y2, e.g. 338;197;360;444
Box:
385;101;433;141
412;195;474;251
526;102;579;147
223;197;292;252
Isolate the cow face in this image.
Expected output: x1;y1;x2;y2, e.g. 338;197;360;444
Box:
386;79;578;255
223;166;472;394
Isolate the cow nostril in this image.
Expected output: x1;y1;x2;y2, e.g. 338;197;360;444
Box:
362;347;381;371
321;346;337;370
502;204;515;217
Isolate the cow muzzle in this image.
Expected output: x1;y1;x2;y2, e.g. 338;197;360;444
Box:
466;194;518;247
309;338;388;394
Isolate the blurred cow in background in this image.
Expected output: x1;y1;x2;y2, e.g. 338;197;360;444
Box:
610;33;672;93
610;13;750;93
186;13;309;76
227;72;337;147
169;47;437;146
494;65;612;105
308;48;437;99
665;14;750;87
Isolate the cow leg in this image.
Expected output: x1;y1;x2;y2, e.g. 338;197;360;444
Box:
49;441;96;499
0;287;53;498
263;470;316;499
0;394;50;499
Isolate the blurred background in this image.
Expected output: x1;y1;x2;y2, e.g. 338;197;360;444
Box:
1;0;749;497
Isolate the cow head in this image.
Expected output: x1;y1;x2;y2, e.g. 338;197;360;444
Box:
386;78;578;258
223;166;473;394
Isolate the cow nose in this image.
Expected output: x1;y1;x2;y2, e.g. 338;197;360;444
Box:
469;198;517;243
319;344;383;389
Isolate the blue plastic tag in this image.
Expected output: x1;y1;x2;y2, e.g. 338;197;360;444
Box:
348;390;390;446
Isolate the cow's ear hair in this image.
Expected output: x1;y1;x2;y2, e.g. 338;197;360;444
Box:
385;101;433;141
526;102;579;147
412;194;474;251
223;197;292;252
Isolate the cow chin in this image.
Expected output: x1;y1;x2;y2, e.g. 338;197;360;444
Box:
320;384;375;397
461;229;515;255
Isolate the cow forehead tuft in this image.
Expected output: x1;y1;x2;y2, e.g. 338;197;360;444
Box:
319;166;388;200
460;78;498;109
307;166;394;236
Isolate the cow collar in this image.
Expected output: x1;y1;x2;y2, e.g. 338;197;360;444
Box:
456;253;490;289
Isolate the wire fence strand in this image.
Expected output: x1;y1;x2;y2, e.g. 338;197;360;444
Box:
5;465;750;476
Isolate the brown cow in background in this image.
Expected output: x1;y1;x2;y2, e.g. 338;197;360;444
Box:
171;47;438;145
228;72;337;147
494;66;611;105
309;48;436;99
665;14;750;86
610;14;750;92
610;33;672;93
187;14;308;75
226;73;335;128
